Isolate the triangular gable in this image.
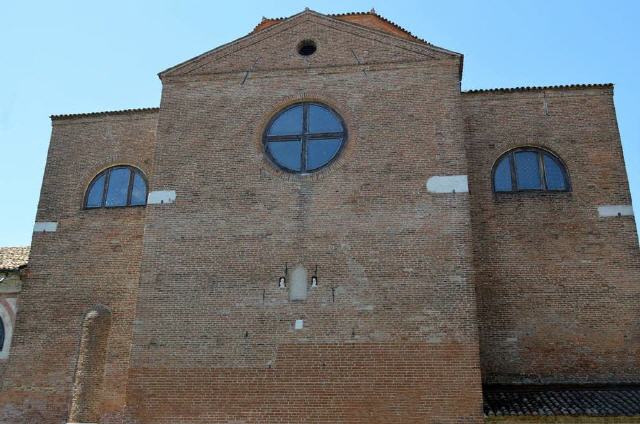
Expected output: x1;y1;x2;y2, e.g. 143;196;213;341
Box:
253;10;428;44
160;9;461;79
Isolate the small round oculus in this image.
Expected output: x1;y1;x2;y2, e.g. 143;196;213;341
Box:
297;39;317;56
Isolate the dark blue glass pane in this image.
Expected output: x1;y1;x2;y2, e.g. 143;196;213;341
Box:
130;172;147;206
544;154;567;190
515;151;542;190
0;316;5;351
86;174;106;208
308;105;343;133
307;138;343;171
267;140;302;171
267;105;303;136
105;167;131;207
494;156;513;192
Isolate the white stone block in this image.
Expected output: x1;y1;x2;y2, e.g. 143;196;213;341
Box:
147;190;176;205
288;265;308;301
33;221;58;232
426;175;469;193
597;205;634;218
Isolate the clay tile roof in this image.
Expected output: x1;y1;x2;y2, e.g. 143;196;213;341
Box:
252;10;433;46
463;83;613;94
484;385;640;417
0;247;30;271
50;107;159;121
330;10;430;43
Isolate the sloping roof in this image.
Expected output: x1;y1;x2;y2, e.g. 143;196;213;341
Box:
484;385;640;417
252;9;432;45
159;9;461;79
0;247;30;271
51;107;159;121
464;83;613;95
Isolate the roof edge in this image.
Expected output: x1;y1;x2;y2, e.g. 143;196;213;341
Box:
158;9;309;78
0;264;28;272
463;83;613;95
0;246;30;271
485;383;640;391
159;9;461;79
484;383;640;418
253;10;440;47
51;107;160;121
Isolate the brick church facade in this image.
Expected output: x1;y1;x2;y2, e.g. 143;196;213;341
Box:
1;9;639;423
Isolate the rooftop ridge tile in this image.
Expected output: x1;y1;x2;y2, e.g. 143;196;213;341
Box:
253;10;433;45
51;107;159;120
463;83;613;94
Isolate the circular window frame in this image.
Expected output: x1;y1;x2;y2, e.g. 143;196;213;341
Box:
262;102;348;175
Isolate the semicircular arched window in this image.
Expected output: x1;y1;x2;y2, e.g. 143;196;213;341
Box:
0;316;5;352
263;102;347;173
493;148;570;192
84;166;148;208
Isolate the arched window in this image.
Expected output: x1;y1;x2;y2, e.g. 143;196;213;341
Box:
0;316;4;352
85;166;147;208
263;102;347;173
493;148;570;192
0;302;14;360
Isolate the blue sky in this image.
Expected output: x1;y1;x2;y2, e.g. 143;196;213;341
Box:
1;1;639;246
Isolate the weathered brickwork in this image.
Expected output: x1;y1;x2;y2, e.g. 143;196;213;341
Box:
0;9;637;424
0;112;157;422
463;87;640;385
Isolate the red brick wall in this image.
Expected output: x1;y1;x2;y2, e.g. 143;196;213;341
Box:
9;11;639;424
126;33;483;421
128;344;480;423
0;111;157;422
463;86;640;384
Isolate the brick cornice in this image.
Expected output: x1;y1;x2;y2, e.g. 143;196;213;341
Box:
51;107;159;122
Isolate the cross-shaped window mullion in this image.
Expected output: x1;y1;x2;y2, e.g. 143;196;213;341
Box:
264;102;346;173
265;135;302;142
301;103;309;171
306;132;344;140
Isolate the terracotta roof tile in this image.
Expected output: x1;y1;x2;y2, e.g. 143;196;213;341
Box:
464;83;613;94
252;10;434;46
330;10;431;44
0;247;30;271
484;385;640;417
51;107;159;121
